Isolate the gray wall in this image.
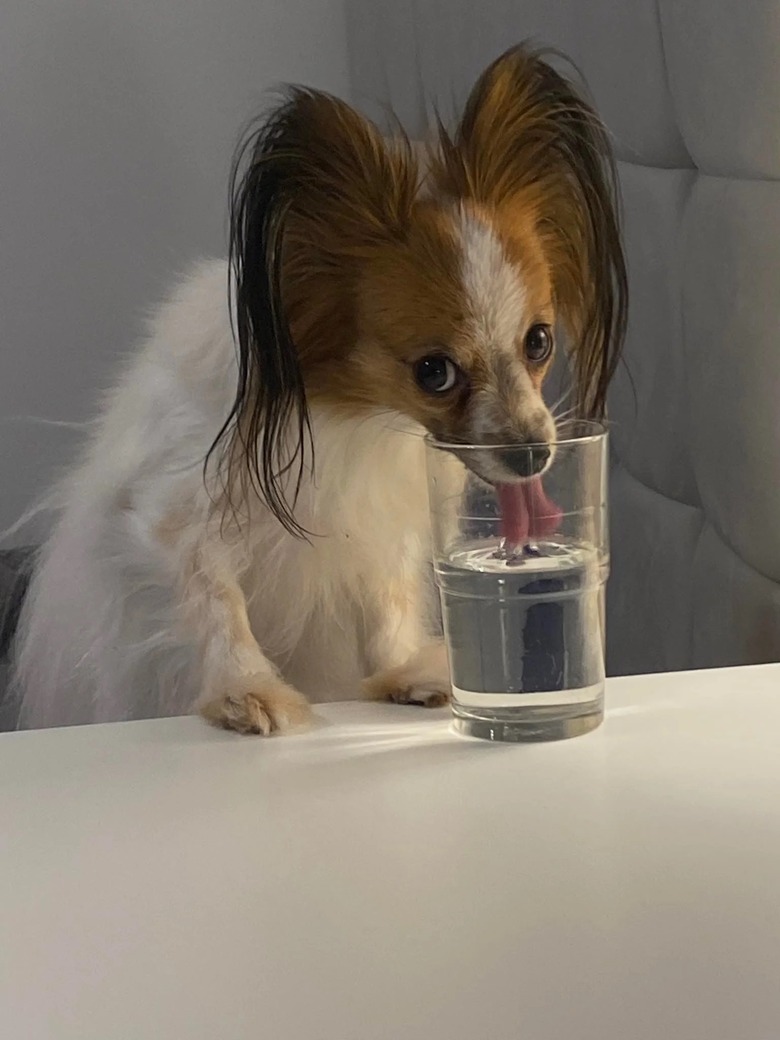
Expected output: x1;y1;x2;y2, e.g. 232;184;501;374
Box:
0;0;349;536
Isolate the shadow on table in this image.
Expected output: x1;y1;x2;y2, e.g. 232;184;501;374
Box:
138;705;526;782
258;710;522;774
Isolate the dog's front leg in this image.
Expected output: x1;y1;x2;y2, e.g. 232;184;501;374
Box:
181;550;312;735
361;576;451;708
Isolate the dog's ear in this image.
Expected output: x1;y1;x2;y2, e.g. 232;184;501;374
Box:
431;44;627;419
210;89;418;536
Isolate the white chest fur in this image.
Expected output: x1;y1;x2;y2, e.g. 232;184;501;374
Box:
243;409;432;701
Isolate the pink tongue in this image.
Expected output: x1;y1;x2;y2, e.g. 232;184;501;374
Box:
497;478;562;548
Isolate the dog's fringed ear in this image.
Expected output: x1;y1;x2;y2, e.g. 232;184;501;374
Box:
209;89;418;536
431;44;627;420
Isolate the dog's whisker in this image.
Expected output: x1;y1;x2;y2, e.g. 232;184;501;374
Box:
552;406;579;424
548;384;575;414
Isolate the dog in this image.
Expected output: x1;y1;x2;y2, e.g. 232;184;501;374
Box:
13;44;626;734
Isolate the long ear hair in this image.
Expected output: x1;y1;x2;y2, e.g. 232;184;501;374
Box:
431;44;627;419
208;89;418;537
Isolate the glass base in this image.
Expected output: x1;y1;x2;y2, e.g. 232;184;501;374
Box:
452;699;603;743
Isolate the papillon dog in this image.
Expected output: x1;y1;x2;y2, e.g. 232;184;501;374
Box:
13;44;626;734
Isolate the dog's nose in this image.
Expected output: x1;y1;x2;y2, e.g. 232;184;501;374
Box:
503;445;550;478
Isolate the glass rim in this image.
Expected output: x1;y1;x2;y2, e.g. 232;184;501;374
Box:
426;419;607;452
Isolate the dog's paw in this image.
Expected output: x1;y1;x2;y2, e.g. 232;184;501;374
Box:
362;643;451;709
199;675;313;736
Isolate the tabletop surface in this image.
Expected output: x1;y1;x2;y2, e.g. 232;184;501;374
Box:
2;664;780;1040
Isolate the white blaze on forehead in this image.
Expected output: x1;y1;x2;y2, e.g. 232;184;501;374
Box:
454;206;555;445
455;206;526;350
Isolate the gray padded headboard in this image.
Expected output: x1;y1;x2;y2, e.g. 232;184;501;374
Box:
346;0;780;675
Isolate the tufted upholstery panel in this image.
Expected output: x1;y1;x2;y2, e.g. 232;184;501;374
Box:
346;0;780;674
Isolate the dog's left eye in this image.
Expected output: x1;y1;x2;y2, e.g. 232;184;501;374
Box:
524;324;554;363
413;355;459;394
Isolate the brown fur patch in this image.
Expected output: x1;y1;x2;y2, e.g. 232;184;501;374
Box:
306;195;549;441
429;44;627;418
216;88;421;536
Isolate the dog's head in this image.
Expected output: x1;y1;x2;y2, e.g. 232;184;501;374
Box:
212;44;626;532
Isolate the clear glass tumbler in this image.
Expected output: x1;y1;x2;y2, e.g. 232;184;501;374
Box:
426;422;608;742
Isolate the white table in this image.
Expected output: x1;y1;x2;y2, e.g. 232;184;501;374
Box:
2;665;780;1040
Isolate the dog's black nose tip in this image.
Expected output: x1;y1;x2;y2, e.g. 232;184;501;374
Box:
503;445;550;477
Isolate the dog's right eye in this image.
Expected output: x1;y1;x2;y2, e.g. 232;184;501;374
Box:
413;355;460;395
